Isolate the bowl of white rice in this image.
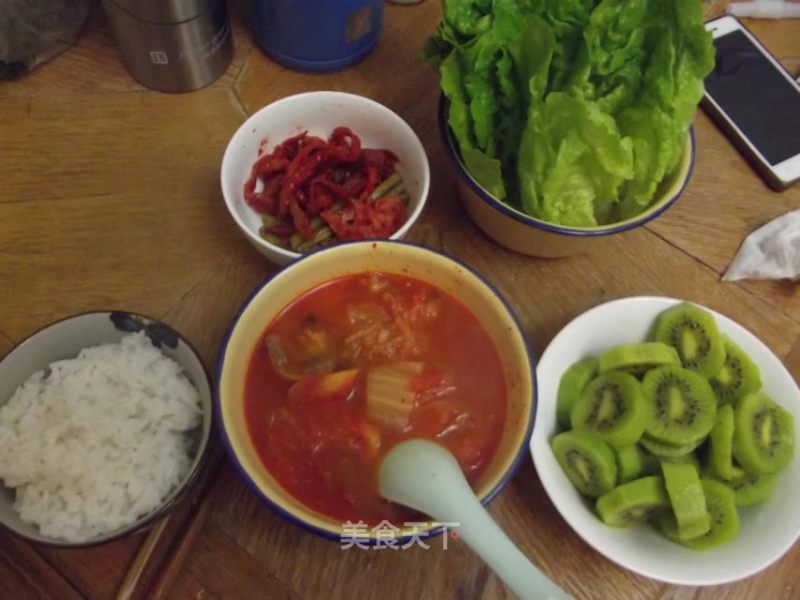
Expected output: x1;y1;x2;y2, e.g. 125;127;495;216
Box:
0;311;212;546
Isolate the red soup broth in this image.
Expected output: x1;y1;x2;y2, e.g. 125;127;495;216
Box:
244;271;506;525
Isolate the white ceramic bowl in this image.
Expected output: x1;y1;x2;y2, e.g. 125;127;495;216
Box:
530;296;800;585
221;91;431;265
0;311;213;547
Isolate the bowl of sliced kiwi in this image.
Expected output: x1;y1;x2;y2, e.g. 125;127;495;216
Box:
530;297;799;585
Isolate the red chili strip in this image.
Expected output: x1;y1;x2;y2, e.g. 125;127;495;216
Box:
244;127;406;245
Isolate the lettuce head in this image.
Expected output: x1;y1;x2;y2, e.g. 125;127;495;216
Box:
429;0;714;226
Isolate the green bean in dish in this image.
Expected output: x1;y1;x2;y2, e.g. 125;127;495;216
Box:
243;127;410;253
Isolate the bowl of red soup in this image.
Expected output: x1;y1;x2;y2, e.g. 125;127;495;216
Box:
221;91;430;265
216;241;535;542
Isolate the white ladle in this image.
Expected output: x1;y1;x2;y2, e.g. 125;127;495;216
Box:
379;439;571;600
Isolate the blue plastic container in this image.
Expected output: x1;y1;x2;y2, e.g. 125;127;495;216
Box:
250;0;383;73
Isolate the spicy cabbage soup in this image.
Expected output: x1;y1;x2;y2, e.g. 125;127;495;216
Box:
244;271;507;524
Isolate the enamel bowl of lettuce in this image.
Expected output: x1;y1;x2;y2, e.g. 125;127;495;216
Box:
429;0;713;257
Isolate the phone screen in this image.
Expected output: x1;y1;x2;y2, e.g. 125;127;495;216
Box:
705;30;800;166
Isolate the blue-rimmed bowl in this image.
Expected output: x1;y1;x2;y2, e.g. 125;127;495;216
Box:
216;240;536;542
438;98;696;258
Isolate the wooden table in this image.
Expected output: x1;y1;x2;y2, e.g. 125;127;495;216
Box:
1;2;798;599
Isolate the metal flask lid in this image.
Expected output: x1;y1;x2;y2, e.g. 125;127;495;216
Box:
107;0;212;24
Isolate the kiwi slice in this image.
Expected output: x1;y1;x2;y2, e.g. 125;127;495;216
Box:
708;404;735;479
707;465;778;507
615;445;645;483
596;476;670;527
684;479;740;550
570;372;649;448
598;342;680;375
557;357;599;428
661;452;701;471
661;461;710;540
639;433;703;462
643;365;716;447
552;430;618;497
732;392;795;475
656;512;684;544
659;479;739;550
640;450;662;477
653;303;726;378
640;435;703;459
709;336;761;406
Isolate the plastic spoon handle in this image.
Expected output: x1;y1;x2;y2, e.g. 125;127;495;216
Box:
379;439;571;600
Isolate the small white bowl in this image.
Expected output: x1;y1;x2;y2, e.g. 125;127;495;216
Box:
530;296;800;586
221;91;431;265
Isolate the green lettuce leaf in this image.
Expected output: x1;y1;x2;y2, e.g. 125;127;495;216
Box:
431;0;714;226
440;50;473;148
617;106;675;216
462;147;506;198
440;1;556;200
582;0;648;114
443;0;493;42
519;93;633;226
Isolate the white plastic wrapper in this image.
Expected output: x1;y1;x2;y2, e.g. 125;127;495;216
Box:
723;209;800;281
0;0;90;80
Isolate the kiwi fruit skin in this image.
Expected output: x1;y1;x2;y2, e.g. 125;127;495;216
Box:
709;336;761;406
557;357;599;429
643;365;717;447
732;392;795;475
597;342;680;375
708;404;735;480
596;476;670;527
570;371;649;449
661;461;710;541
552;430;618;498
653;303;726;379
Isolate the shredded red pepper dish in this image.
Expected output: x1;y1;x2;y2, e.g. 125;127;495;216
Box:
243;127;409;252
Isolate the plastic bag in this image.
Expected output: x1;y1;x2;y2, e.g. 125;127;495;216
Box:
0;0;90;80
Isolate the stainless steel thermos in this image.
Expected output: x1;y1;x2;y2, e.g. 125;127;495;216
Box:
102;0;233;93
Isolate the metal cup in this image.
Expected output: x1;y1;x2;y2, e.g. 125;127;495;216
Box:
103;0;233;93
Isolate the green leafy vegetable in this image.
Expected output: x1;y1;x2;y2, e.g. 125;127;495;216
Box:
519;93;633;226
430;0;714;226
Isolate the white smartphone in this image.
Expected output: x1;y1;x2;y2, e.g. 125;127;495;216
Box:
703;16;800;190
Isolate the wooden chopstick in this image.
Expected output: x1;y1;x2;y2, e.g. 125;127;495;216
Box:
116;518;171;600
114;442;224;600
147;490;215;600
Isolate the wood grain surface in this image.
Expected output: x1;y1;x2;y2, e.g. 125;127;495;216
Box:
0;334;11;359
0;1;798;599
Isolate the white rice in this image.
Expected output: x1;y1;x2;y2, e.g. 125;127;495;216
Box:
0;332;201;542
